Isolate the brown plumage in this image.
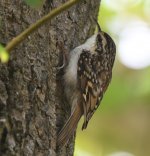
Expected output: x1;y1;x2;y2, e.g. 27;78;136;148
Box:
57;102;82;145
57;22;116;146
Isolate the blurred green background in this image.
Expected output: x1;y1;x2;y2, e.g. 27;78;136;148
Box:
75;0;150;156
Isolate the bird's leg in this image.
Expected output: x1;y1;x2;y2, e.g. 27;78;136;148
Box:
56;41;69;70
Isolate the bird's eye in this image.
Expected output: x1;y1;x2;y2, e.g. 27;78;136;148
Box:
97;34;102;43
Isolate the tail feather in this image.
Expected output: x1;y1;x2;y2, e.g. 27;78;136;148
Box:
57;104;82;146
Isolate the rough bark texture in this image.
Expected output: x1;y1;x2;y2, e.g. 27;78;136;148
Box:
0;0;100;155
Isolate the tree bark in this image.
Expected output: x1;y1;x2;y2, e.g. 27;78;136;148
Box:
0;0;100;155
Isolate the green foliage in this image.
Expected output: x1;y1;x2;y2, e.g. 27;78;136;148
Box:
0;44;9;63
98;2;117;32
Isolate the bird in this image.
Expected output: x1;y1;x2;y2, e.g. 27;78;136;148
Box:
57;20;116;146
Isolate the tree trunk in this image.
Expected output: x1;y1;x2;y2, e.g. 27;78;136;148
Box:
0;0;100;155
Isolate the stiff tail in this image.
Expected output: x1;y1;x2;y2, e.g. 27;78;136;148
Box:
57;104;82;146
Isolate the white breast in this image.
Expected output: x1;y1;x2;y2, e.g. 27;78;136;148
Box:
64;34;97;88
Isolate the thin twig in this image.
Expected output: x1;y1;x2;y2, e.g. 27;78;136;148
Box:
5;0;81;52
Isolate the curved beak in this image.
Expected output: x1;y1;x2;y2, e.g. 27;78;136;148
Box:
93;18;101;32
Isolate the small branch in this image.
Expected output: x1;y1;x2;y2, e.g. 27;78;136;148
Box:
5;0;81;52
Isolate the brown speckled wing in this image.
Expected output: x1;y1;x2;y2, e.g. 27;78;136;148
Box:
77;49;111;129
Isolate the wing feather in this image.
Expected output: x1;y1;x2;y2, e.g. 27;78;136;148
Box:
77;50;111;129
